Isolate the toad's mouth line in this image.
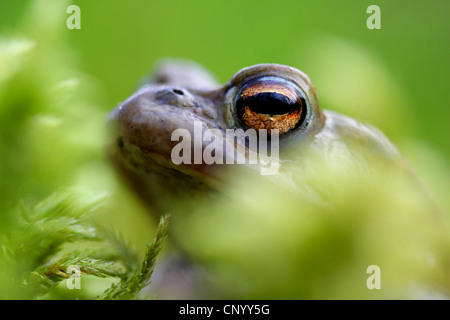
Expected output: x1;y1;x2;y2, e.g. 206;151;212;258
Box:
169;120;281;175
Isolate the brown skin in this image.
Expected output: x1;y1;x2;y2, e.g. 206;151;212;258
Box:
107;60;401;215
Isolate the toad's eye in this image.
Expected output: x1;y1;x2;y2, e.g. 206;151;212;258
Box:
235;77;306;135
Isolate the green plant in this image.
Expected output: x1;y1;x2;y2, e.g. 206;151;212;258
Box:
0;190;170;300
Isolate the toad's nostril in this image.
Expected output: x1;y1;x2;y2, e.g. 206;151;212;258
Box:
116;137;124;149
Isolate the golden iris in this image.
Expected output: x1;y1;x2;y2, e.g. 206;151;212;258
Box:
235;78;305;134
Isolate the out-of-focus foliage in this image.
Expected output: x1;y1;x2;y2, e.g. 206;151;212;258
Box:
0;0;448;299
172;154;449;299
0;0;155;245
0;189;170;299
0;0;166;299
0;1;104;232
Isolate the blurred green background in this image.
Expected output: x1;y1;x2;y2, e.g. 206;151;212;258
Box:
3;0;449;147
0;0;448;299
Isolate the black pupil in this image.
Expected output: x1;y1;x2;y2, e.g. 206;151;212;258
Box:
237;92;299;116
